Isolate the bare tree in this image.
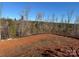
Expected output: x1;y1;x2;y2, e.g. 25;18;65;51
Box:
55;16;58;33
0;3;2;39
18;7;31;37
35;12;44;33
35;12;44;21
73;16;79;36
66;10;74;34
51;13;55;23
67;10;74;23
50;13;56;32
60;14;66;33
61;14;65;23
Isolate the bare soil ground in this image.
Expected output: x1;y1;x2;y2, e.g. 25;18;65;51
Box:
0;34;79;57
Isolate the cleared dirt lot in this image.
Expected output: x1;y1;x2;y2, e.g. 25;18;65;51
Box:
0;34;79;57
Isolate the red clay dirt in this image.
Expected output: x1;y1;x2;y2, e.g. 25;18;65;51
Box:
0;34;79;57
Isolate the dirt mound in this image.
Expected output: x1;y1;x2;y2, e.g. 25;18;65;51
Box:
0;34;79;57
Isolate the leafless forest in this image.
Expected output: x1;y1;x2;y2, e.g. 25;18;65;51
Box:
0;9;79;39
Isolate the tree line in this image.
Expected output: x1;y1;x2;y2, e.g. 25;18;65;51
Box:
0;9;79;39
